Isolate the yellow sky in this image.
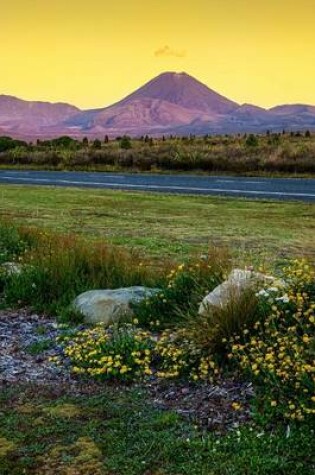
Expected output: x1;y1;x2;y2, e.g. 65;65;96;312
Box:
1;0;315;109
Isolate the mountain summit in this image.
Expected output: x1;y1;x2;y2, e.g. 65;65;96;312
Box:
1;72;315;138
65;72;239;133
117;72;238;115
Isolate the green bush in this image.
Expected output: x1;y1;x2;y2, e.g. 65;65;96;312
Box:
58;324;154;381
230;260;315;423
0;222;28;265
132;248;229;328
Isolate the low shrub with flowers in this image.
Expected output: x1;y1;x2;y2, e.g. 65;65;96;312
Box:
229;260;315;422
55;259;314;425
56;323;155;380
56;323;221;383
132;248;229;329
154;328;221;381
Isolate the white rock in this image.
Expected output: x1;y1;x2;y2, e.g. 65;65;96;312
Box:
73;286;160;325
198;268;276;315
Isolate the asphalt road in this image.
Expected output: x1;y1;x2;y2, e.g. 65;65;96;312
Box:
0;170;315;202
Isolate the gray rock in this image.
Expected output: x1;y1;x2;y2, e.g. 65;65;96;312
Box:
1;261;23;276
199;268;275;315
73;286;160;325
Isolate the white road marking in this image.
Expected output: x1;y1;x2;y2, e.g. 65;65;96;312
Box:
241;181;263;185
216;179;263;185
1;175;315;198
215;180;235;183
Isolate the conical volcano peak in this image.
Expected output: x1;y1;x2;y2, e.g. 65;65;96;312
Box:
3;71;315;138
118;71;239;115
157;71;189;78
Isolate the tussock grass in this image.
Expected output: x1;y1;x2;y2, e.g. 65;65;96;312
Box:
1;223;170;318
184;288;260;357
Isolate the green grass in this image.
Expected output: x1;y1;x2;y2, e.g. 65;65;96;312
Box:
0;185;315;262
1;186;314;473
0;385;313;475
24;339;55;355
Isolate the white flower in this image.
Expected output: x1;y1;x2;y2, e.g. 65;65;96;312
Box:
275;294;289;303
267;287;279;293
256;289;269;298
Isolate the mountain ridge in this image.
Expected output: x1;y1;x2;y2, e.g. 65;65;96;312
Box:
1;72;315;138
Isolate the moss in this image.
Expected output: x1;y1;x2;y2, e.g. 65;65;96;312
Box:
38;437;104;475
0;437;16;457
42;403;82;419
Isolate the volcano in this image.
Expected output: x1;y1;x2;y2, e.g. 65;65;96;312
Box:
65;72;239;134
1;72;315;138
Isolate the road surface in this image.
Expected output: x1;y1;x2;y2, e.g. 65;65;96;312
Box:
0;170;315;202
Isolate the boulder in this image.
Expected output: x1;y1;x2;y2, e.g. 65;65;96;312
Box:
1;262;23;276
198;268;275;315
73;286;160;325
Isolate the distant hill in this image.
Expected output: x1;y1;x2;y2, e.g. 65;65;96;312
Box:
1;73;315;138
0;95;80;138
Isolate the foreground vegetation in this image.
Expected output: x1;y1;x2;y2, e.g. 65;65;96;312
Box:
0;216;314;473
1;185;315;261
1;131;315;176
1;386;314;475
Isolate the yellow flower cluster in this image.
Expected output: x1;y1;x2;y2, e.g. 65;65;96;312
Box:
56;323;221;383
155;329;220;381
230;260;315;421
59;324;154;380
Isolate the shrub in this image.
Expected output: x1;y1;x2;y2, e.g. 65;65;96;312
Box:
132;248;230;328
245;134;259;147
229;260;315;422
154;328;221;381
57;324;155;381
57;323;221;383
120;136;132;150
0;222;28;265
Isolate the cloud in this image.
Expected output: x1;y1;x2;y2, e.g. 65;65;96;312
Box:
154;45;186;58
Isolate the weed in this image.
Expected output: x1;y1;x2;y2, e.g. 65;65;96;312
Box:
25;339;54;355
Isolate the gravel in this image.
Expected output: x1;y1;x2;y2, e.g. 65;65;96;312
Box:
0;309;254;431
0;309;73;385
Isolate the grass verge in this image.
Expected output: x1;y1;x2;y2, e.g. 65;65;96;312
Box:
0;185;315;262
0;385;314;475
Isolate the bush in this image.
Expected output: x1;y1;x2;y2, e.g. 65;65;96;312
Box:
245;134;259;147
230;260;315;422
132;248;230;328
57;323;221;382
0;221;29;265
154;328;221;381
120;136;132;150
57;324;154;381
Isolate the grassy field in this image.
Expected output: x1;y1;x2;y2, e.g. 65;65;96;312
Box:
1;186;314;474
1;385;314;475
0;184;315;263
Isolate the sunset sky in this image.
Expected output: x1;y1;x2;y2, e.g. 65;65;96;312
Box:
1;0;315;109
